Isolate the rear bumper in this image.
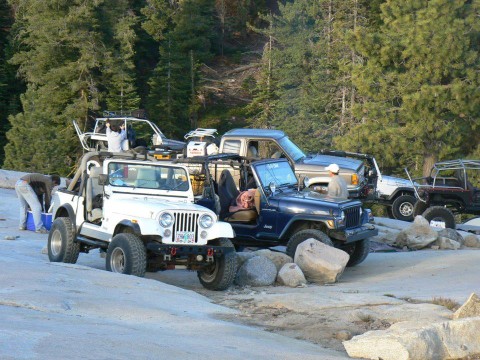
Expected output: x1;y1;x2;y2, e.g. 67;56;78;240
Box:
329;224;378;243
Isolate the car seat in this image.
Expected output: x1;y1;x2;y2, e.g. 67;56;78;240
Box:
134;168;159;188
218;169;257;222
86;166;104;222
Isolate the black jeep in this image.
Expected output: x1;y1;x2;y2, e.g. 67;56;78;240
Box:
406;159;480;229
177;154;378;266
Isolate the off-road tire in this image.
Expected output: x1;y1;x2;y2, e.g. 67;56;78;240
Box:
422;206;456;229
48;217;80;264
341;239;370;267
106;233;147;277
413;201;428;218
197;238;236;291
392;195;416;222
286;229;333;259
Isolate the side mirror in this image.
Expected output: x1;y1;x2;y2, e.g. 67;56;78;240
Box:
303;176;310;188
98;174;108;186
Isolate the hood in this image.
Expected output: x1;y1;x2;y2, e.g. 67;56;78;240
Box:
297;154;363;172
269;188;360;215
162;139;186;151
110;196;211;218
381;175;414;188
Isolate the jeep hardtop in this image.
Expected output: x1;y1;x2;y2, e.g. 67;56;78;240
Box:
48;150;236;290
176;154;378;267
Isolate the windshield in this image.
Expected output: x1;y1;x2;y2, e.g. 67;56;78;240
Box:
255;161;297;188
107;162;190;191
278;136;305;162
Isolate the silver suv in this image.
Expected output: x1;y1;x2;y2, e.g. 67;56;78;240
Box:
48;151;237;290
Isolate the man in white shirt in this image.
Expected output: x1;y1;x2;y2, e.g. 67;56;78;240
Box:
325;163;349;199
106;121;127;152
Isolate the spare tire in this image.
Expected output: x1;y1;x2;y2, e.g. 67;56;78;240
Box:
422;206;456;229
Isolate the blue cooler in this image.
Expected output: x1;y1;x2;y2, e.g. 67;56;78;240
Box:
26;211;53;231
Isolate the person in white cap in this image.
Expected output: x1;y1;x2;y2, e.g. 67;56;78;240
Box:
325;163;349;199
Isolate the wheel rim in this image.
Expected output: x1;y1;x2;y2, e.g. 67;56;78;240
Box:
200;261;218;283
50;229;63;256
110;248;126;273
399;202;414;217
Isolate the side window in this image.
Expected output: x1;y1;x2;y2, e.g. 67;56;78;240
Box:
223;140;241;154
257;140;281;158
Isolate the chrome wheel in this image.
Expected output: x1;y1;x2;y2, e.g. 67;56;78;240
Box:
110;247;126;273
50;229;62;257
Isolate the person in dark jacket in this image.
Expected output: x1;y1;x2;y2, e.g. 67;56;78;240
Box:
15;173;60;233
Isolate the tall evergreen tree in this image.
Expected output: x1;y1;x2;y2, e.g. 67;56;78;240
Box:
0;0;21;166
4;0;140;174
145;0;217;137
338;0;480;176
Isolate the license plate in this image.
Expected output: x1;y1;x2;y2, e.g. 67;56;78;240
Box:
175;231;195;243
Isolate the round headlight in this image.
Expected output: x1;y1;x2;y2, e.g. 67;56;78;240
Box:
340;211;346;222
199;214;214;229
160;212;174;227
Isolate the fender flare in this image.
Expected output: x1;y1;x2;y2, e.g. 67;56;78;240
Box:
114;220;142;236
53;204;77;229
387;188;415;201
279;214;330;239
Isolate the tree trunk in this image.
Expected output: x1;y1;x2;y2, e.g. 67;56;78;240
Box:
422;153;437;178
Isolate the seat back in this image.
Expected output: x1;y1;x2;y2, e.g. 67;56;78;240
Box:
247;145;258;158
86;166;104;221
134;168;159;188
218;170;239;219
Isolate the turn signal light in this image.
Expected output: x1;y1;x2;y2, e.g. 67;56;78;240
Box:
351;174;359;185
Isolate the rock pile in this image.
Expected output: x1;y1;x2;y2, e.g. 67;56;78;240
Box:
235;239;349;288
343;292;480;360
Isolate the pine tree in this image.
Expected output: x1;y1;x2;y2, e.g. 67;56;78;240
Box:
338;0;480;176
145;0;217;137
4;0;141;174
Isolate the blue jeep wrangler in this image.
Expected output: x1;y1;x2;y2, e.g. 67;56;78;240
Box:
179;155;378;266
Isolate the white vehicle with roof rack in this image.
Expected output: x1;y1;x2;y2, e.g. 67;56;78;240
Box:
48;150;236;290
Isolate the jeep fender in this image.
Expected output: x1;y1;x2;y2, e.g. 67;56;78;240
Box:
207;222;235;240
53;204;76;229
114;220;142;236
279;214;329;240
386;188;415;201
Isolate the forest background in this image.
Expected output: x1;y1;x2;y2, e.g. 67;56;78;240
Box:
0;0;478;178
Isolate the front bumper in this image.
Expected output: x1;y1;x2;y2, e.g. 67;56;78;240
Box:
328;224;378;243
146;243;235;257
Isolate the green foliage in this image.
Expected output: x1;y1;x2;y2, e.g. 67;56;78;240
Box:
338;0;480;177
145;0;218;138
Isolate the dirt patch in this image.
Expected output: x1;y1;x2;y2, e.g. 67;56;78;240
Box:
197;286;394;353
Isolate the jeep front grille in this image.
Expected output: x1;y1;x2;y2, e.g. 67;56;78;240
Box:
173;211;199;243
344;207;361;228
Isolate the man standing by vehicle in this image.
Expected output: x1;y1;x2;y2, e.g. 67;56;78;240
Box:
325;163;349;199
106;121;126;152
15;174;61;233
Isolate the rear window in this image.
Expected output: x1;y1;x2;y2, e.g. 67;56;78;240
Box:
222;140;241;154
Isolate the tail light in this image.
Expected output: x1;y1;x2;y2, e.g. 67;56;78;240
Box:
351;173;359;185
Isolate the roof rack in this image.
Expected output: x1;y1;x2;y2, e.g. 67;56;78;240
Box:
184;128;218;140
102;110;147;119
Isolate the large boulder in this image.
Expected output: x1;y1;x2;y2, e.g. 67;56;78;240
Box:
394;216;439;250
433;237;461;250
236;251;257;270
463;234;480;248
436;228;464;245
235;256;277;287
343;318;480;360
294;239;349;284
254;249;293;272
453;293;480;319
277;263;307;287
